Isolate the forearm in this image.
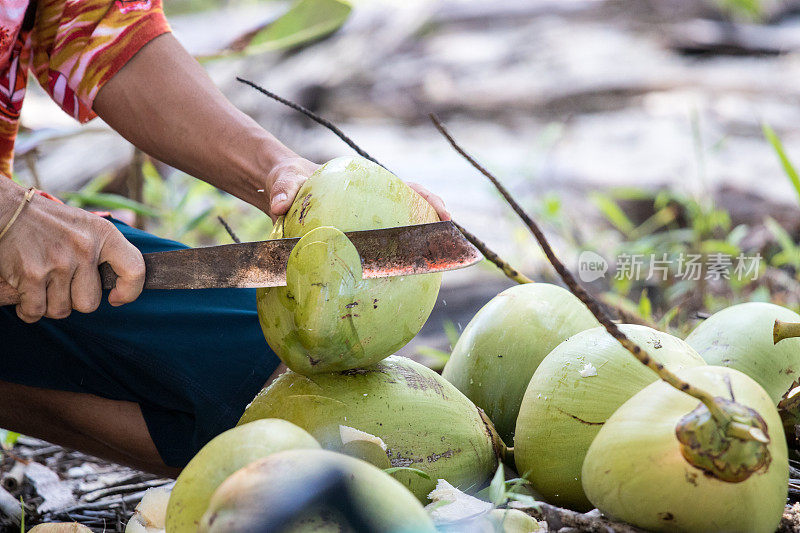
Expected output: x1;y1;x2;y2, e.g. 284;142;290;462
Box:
94;34;293;213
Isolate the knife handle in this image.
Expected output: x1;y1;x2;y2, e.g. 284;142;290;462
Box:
0;263;119;307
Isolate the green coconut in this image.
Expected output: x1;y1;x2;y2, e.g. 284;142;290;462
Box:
686;302;800;404
258;156;441;375
582;365;788;532
199;449;435;533
442;283;599;442
238;355;502;500
165;419;320;533
513;324;705;511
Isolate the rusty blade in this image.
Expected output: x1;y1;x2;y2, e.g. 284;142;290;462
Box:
98;221;481;290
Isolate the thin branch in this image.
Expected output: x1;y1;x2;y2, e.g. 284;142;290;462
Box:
217;215;241;244
429;113;725;421
452;222;532;284
510;502;646;533
237;78;531;286
236;78;381;166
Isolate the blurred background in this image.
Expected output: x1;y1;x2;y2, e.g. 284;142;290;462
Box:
12;0;800;362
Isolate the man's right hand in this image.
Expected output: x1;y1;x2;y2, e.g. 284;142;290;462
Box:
0;179;145;323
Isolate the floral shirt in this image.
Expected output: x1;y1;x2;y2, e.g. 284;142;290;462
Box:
0;0;170;177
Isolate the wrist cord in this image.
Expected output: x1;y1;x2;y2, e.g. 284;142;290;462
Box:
0;187;36;242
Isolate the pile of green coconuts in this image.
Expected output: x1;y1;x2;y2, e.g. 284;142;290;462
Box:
156;156;800;533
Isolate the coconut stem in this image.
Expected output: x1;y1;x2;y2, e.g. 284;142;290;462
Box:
452;222;533;284
236;78;534;287
774;320;800;345
429;114;735;427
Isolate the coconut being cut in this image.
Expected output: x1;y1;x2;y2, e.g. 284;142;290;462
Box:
257;156;444;375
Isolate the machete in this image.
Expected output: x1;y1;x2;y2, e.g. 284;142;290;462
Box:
0;221;481;306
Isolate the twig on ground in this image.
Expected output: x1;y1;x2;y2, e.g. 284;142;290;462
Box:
0;485;21;525
2;461;26;491
82;479;172;503
58;491;147;514
236;78;532;286
510;501;646;533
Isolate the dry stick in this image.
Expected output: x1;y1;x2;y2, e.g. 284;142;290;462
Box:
235;77;533;285
511;502;646;533
217;215;241;244
236;78;378;165
452;221;532;284
429;114;752;433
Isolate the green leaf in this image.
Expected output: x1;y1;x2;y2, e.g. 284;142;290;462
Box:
488;464;506;507
765;217;798;255
0;429;20;450
718;0;762;19
659;305;680;330
383;467;430;480
415;346;450;363
698;240;740;256
763;123;800;206
212;0;352;59
426;499;454;512
63;192;159;217
79;173;114;195
179;207;215;237
442;319;460;348
508;492;539;507
638;289;653;320
590;193;635;236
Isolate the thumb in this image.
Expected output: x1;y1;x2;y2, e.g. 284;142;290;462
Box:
269;172;306;219
99;229;145;306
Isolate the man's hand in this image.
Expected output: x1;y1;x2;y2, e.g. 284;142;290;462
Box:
0;180;144;323
264;156;319;220
264;157;450;222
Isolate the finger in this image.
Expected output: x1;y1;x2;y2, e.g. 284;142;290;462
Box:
71;264;102;314
407;182;451;221
98;228;145;307
45;272;72;319
15;279;46;323
269;173;307;219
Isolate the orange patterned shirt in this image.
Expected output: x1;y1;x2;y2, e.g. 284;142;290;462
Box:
0;0;171;177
